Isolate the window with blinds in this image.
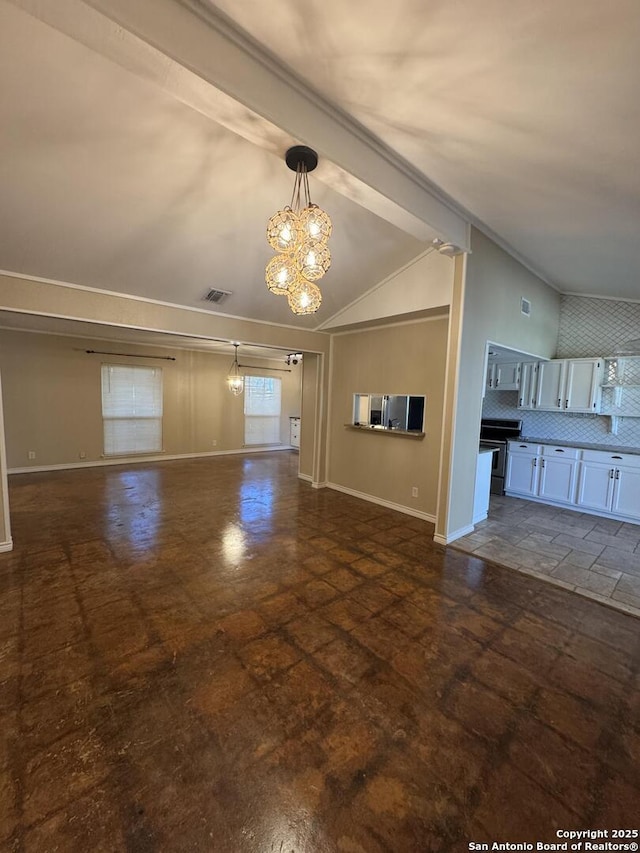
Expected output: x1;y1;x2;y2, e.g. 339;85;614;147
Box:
101;364;163;456
244;376;282;446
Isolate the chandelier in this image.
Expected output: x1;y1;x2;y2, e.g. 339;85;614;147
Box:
266;146;332;316
227;344;244;396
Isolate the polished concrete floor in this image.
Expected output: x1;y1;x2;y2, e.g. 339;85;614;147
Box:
1;452;639;852
453;494;640;618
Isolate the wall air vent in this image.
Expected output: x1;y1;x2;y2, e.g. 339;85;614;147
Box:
203;288;232;305
521;297;531;317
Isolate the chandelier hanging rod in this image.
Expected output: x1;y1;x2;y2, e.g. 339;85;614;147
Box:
238;364;291;373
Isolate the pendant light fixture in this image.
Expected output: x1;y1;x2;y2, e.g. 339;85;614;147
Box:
266;146;332;316
227;344;244;396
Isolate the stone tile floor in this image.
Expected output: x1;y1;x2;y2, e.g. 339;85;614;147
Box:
452;495;640;619
1;453;639;851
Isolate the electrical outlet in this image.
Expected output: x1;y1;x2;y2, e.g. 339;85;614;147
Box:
411;486;419;498
79;451;87;459
212;439;217;447
28;450;36;460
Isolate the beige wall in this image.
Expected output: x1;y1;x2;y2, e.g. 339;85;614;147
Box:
0;373;11;548
327;317;448;517
299;353;319;481
0;330;302;469
436;228;561;541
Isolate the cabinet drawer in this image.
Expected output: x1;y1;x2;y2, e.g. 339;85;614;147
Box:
541;445;581;460
582;449;640;468
508;442;541;456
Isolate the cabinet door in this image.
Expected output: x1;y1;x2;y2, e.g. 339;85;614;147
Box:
612;466;640;520
289;419;300;448
565;359;602;413
505;453;539;496
494;362;521;391
518;362;538;409
538;457;578;504
576;462;614;512
486;363;496;391
535;360;565;410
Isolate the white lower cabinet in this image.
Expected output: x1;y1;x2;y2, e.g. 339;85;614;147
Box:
507;442;640;522
538;448;580;504
289;417;301;448
577;451;640;520
576;462;613;512
612;466;640;518
506;444;578;504
505;443;540;496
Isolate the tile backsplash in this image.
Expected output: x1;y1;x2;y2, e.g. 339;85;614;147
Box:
482;295;640;449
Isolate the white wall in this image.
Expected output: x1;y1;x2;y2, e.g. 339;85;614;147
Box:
319;248;453;330
436;229;561;542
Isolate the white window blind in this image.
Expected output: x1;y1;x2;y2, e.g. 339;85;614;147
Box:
101;365;163;456
244;376;282;446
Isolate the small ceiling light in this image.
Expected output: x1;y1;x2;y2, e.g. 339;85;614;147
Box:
266;145;331;316
227;344;244;396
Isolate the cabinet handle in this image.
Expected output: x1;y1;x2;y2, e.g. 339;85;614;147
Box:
612;455;622;460
541;458;545;468
533;458;537;467
609;468;615;479
554;448;565;452
615;469;620;480
565;399;569;408
519;444;528;448
519;397;523;406
557;398;561;407
532;398;536;407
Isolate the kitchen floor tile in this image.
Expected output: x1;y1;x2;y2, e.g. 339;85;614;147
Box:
454;494;640;618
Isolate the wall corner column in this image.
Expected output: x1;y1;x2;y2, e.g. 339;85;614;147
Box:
0;372;13;552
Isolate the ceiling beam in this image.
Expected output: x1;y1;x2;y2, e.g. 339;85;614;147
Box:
9;0;470;247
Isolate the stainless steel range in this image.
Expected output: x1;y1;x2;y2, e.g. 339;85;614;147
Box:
479;418;523;495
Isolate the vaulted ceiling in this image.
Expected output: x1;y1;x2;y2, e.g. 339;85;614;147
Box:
0;0;638;339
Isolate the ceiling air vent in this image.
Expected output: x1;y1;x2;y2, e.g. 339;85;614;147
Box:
203;288;232;305
521;297;531;317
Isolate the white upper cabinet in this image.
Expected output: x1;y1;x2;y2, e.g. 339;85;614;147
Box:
535;360;566;410
486;361;521;391
534;358;603;413
517;362;538;410
564;358;603;413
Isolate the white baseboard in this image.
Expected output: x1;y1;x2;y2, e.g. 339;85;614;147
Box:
433;523;475;546
0;538;13;553
298;473;313;483
8;445;293;475
311;481;328;489
472;511;488;525
326;482;435;522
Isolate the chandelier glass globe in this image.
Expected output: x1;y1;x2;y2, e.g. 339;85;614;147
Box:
299;204;332;244
296;239;331;281
287;279;322;315
265;254;298;294
266;207;299;253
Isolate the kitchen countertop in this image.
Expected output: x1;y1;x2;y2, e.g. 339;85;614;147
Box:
517;437;640;456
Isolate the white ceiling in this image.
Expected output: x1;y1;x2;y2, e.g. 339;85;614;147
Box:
0;0;638;346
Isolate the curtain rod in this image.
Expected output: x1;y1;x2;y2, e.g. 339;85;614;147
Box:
86;350;176;361
238;363;291;373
